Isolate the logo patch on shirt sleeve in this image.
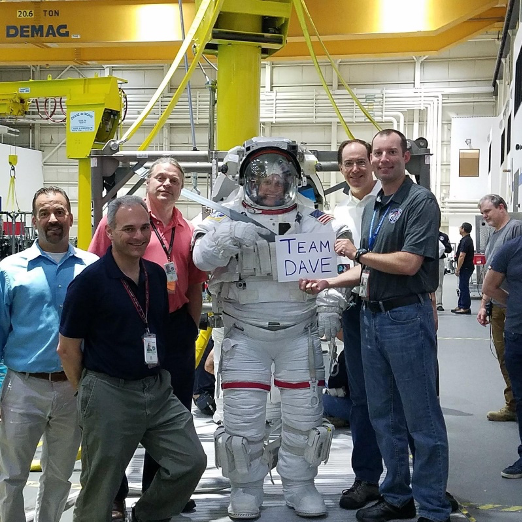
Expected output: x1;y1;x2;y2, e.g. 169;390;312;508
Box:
310;209;334;225
388;208;402;223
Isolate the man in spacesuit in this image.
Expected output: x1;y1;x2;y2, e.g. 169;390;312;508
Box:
192;138;346;519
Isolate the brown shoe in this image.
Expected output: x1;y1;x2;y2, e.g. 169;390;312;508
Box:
487;406;517;422
452;308;471;315
112;500;126;521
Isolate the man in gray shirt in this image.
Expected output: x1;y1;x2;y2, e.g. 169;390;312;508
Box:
477;194;522;422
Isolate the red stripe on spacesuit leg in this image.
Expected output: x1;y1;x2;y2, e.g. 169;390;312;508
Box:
221;382;271;391
274;379;325;389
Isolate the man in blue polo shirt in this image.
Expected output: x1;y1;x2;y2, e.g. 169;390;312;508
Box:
483;235;522;479
58;195;206;522
0;186;98;522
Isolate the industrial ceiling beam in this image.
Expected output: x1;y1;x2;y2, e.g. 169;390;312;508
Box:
0;0;506;65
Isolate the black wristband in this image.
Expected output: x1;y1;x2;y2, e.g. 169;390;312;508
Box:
354;248;368;263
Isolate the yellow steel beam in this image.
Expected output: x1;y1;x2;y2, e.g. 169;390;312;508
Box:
286;0;503;39
0;0;506;64
0;0;191;45
77;157;91;249
276;7;506;60
216;12;262;150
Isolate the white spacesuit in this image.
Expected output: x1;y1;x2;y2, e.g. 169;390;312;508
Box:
192;138;346;519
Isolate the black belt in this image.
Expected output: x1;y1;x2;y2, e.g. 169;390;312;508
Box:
364;293;429;313
25;371;68;382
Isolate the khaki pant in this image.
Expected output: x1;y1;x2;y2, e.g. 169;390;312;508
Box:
74;369;207;522
0;370;80;522
491;305;516;411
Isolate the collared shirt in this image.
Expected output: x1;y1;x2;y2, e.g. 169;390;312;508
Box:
0;241;98;372
89;200;206;313
334;180;382;249
360;176;440;301
60;247;169;380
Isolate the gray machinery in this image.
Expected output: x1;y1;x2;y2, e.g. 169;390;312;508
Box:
90;136;432;230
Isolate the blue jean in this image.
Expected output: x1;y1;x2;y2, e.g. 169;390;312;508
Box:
342;300;383;484
458;267;474;310
323;393;352;421
504;330;522;458
361;298;450;522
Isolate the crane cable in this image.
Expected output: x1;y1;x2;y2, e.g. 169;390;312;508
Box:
293;0;382;135
120;0;223;148
7;152;20;212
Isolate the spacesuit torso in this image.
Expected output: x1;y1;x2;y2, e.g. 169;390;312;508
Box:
193;193;337;328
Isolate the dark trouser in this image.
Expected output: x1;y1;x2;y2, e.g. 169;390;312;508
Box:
142;305;199;492
194;338;216;396
342;299;383;484
504;330;522;457
457;267;474;310
116;305;199;500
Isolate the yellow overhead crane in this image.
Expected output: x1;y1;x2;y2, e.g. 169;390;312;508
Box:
0;76;125;247
0;0;506;244
0;0;506;64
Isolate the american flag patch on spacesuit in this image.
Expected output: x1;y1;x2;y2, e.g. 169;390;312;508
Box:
310;209;334;224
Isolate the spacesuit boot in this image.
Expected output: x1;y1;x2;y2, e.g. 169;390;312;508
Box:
282;477;326;518
228;479;264;520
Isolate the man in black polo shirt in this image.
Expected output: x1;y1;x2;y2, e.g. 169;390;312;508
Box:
452;222;474;315
57;195;206;522
300;130;450;522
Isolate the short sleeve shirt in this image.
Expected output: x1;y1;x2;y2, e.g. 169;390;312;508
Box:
60;247;170;380
360;176;440;301
490;236;522;334
456;235;474;270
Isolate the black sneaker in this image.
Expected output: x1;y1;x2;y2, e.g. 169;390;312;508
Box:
356;498;416;522
130;507;140;522
340;479;380;510
501;459;522;479
182;499;197;512
111;500;126;521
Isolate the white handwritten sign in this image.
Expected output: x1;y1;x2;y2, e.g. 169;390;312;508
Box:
275;232;336;282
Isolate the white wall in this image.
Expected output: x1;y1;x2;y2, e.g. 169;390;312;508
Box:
0;144;43;212
449;116;495;203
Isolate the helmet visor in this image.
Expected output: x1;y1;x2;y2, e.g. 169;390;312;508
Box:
243;152;298;209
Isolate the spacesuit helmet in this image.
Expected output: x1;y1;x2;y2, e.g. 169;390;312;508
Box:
240;140;301;211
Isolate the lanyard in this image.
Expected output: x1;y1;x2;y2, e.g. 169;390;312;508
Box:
368;199;393;250
150;220;175;262
121;266;150;331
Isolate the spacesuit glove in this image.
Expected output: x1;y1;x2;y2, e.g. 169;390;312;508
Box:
211;221;263;260
230;221;265;247
316;287;348;311
317;309;341;341
316;288;347;340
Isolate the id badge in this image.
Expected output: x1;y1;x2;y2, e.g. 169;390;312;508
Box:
164;262;178;293
359;269;370;299
143;333;159;366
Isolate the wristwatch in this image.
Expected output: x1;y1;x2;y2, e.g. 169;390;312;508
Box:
354;248;368;263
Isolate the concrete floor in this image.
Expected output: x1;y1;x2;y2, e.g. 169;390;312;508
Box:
22;274;522;522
